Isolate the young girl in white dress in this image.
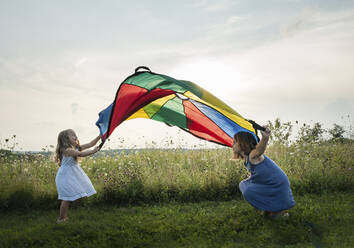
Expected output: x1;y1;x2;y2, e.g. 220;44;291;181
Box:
55;129;101;223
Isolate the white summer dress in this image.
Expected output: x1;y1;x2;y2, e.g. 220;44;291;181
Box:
55;155;96;201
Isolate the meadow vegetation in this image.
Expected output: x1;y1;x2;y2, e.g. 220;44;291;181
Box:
0;119;353;247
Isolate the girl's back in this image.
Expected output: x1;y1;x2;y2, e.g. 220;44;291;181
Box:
60;155;77;167
246;156;289;185
241;155;295;212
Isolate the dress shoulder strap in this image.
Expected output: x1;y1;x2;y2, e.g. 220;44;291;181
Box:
244;156;252;171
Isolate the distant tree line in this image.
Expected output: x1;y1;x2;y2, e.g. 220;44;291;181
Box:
267;118;353;145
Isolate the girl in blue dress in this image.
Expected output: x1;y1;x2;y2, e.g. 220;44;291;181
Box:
232;127;295;218
55;129;101;223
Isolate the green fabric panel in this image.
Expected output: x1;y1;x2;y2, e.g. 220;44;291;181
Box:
143;99;165;118
151;97;187;129
124;72;203;98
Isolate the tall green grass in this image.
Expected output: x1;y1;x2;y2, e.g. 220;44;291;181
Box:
1;141;353;211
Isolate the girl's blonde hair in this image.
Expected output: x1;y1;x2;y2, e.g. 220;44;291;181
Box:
55;129;81;165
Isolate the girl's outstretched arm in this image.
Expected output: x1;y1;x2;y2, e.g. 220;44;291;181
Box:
80;136;101;150
250;127;271;160
64;146;99;157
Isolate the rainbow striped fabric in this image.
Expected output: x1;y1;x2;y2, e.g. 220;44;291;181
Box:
96;67;258;147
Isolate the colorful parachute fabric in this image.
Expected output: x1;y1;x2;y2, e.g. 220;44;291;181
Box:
96;66;259;147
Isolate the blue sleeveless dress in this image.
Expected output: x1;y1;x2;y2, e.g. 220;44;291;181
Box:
55;156;96;201
239;155;295;212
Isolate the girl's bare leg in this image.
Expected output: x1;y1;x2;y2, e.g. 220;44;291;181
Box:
59;200;70;220
269;211;282;217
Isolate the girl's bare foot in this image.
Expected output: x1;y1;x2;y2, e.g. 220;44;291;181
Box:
266;211;289;219
56;217;68;223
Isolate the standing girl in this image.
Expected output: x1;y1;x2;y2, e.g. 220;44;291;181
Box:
232;127;295;218
55;129;101;223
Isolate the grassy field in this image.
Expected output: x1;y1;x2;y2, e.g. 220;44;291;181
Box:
0;193;353;247
0;139;353;247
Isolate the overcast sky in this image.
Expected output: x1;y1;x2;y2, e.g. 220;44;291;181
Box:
1;0;353;151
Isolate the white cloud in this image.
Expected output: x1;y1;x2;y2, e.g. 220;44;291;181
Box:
35;121;56;127
223;10;354;127
206;15;248;36
281;8;354;38
71;103;79;115
192;0;237;12
75;57;88;68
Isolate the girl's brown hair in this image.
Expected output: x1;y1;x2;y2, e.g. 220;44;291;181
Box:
55;129;81;165
233;132;257;156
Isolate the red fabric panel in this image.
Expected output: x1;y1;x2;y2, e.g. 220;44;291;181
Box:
184;101;233;146
109;84;175;136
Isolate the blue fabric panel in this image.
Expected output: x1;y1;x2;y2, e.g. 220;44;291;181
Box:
190;99;257;141
95;103;113;136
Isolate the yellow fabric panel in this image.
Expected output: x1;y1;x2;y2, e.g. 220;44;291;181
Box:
127;108;149;120
184;91;255;133
201;90;242;117
126;94;176;120
149;94;175;106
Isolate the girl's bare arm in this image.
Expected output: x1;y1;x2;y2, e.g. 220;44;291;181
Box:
249;127;271;160
80;136;101;150
64;147;99;157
